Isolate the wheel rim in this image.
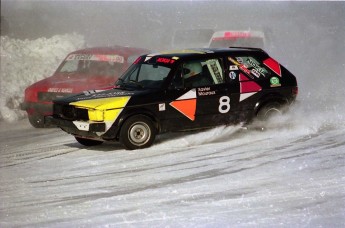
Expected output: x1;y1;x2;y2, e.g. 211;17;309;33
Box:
264;107;282;119
128;121;151;146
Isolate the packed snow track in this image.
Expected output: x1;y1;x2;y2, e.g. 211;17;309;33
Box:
0;114;344;227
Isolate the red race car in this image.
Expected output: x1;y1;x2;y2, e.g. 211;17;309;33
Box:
21;46;150;127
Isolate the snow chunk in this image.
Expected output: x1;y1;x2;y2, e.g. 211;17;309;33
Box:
0;34;85;122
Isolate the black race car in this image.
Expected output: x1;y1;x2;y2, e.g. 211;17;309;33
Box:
48;47;298;150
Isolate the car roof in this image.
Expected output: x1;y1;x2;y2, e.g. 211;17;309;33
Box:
70;46;150;56
146;47;267;60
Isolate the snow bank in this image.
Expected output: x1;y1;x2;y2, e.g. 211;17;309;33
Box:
0;34;85;122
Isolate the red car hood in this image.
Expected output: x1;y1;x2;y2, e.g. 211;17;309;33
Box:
27;73;116;94
24;73;117;103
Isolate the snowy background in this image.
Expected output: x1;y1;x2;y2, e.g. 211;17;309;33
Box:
1;1;345;123
0;0;345;227
0;34;85;121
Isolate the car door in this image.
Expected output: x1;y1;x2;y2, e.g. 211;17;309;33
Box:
164;57;231;131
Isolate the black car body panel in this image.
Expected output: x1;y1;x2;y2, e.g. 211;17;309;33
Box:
48;47;298;148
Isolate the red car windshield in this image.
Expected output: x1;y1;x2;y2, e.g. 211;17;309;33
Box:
58;54;125;77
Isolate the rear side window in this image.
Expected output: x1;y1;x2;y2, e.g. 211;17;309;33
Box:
227;56;271;80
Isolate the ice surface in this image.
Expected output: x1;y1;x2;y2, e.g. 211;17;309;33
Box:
0;111;344;227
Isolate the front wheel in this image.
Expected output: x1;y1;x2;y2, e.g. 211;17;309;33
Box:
75;137;104;146
119;115;156;150
28;115;45;128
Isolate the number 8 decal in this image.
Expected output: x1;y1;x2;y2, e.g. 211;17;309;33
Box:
219;96;230;113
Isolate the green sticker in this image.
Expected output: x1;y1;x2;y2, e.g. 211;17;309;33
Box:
270;77;280;85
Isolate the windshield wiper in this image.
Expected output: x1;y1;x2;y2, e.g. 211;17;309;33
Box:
128;80;144;89
116;79;144;90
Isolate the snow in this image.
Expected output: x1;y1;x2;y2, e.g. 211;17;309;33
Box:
0;110;344;226
0;34;85;122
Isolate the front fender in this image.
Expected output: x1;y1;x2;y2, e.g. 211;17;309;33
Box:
102;108;160;141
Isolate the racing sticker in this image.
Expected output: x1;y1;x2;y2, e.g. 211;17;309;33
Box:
169;89;197;121
66;54;124;63
229;65;238;70
159;103;166;111
229;71;237;80
239;73;262;102
236;57;244;64
156;57;176;64
75;91;134;101
206;59;224;84
270;77;281;87
48;88;73;93
245;57;268;77
83;89;106;95
264;58;281;77
197;87;216;96
228;57;254;79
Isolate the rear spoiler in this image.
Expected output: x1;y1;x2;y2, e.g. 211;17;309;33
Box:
229;46;267;54
229;46;264;51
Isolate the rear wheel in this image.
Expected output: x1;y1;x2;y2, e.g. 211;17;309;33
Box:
256;102;283;121
120;115;156;150
75;137;104;146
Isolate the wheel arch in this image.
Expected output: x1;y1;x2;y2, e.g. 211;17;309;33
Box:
116;109;161;139
254;93;289;116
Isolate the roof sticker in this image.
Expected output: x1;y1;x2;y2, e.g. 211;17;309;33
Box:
263;58;282;77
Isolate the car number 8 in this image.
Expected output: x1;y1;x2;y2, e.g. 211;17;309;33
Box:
219;96;230;113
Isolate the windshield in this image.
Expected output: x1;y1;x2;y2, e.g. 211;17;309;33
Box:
116;63;171;89
58;54;124;77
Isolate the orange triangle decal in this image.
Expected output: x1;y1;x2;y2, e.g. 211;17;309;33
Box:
170;99;196;121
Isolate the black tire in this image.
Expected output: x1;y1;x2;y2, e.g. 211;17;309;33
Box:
28;115;45;128
75;136;104;146
119;115;156;150
256;102;283;121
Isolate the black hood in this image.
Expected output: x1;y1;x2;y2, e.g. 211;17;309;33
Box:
53;88;148;104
